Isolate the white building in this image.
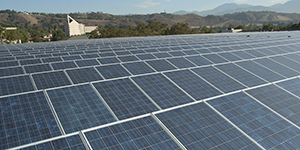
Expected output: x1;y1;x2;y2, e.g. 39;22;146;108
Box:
65;15;97;36
222;28;242;33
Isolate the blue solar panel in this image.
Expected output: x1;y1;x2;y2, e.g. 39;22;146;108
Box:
66;67;103;84
122;62;155;75
208;92;300;149
99;52;116;57
153;52;173;58
19;134;86;150
118;55;139;62
246;84;300;127
32;71;71;90
19;59;42;66
164;70;222;100
146;59;177;72
85;116;180;150
202;54;229;64
24;64;52;74
231;51;255;59
97;57;120;64
218;52;242;61
51;61;77;70
75;59;100;67
132;73;194;109
185;55;212;66
0;61;19;68
236;60;285;82
0;66;24;77
215;63;267;87
166;57;195;69
0;75;35;96
42;57;63;63
96;64;130;79
276;78;300;98
182;50;199;55
0;92;61;149
93;78;159;120
283;53;300;64
156;102;260;150
168;51;186;57
244;50;266;57
115;51;131;56
47;84;116;133
136;54;156;60
192;66;246;93
81;54;100;59
269;56;300;73
62;55;82;61
254;58;299;78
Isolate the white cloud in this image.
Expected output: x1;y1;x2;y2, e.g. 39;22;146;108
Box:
270;0;289;3
135;1;160;8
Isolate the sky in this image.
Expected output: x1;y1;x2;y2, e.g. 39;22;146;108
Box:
2;0;290;15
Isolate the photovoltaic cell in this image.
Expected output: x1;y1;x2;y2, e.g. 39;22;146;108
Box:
156;102;260;150
62;55;82;61
93;78;158;120
164;70;222;100
153;52;173;58
0;67;24;77
0;75;35;96
118;55;139;62
85;116;180;150
42;57;63;63
218;52;242;61
246;84;300;127
0;92;61;149
47;84;115;133
51;61;77;70
192;66;246;93
254;58;299;78
32;71;71;90
269;56;300;73
276;78;300;98
136;54;156;60
185;55;212;66
24;64;52;74
283;53;300;64
244;50;266;57
146;59;177;72
66;67;103;84
208;92;300;149
75;59;100;67
0;61;19;68
202;54;229;64
132;74;194;109
166;57;195;69
122;62;155;75
168;51;186;57
19;59;42;65
215;63;267;87
96;64;131;79
97;57;120;64
231;51;255;59
236;60;285;82
19;134;86;150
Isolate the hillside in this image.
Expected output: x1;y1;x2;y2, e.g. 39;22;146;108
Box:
1;10;300;30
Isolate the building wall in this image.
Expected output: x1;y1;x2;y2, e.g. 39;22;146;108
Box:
65;15;98;36
85;26;98;33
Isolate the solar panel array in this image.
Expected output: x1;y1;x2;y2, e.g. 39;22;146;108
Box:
1;31;300;149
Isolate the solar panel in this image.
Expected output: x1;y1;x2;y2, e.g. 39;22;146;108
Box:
32;71;71;90
117;55;139;62
192;66;246;93
276;78;300;97
156;102;260;149
164;70;222;100
84;116;180;150
93;78;159;120
254;58;299;78
244;49;266;57
19;134;86;150
42;57;63;63
269;56;300;73
166;57;195;69
185;55;212;66
153;52;173;58
168;51;186;57
217;52;242;61
66;67;103;84
135;54;156;60
215;63;267;87
0;61;19;68
122;62;155;75
146;59;177;72
236;60;285;82
75;59;100;67
0;66;24;77
62;55;82;61
231;51;255;59
132;73;194;109
24;64;52;74
0;92;61;149
46;84;116;133
0;75;35;96
208;92;300;149
51;61;77;70
96;64;130;79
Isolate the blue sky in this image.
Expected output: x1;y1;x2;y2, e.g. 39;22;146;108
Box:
2;0;290;15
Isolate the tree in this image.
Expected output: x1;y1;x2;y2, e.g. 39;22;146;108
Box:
0;26;5;41
263;23;277;30
51;29;66;41
31;29;41;42
168;23;191;35
235;25;247;31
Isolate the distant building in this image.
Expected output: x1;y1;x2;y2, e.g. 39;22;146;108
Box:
222;28;242;33
64;15;97;36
